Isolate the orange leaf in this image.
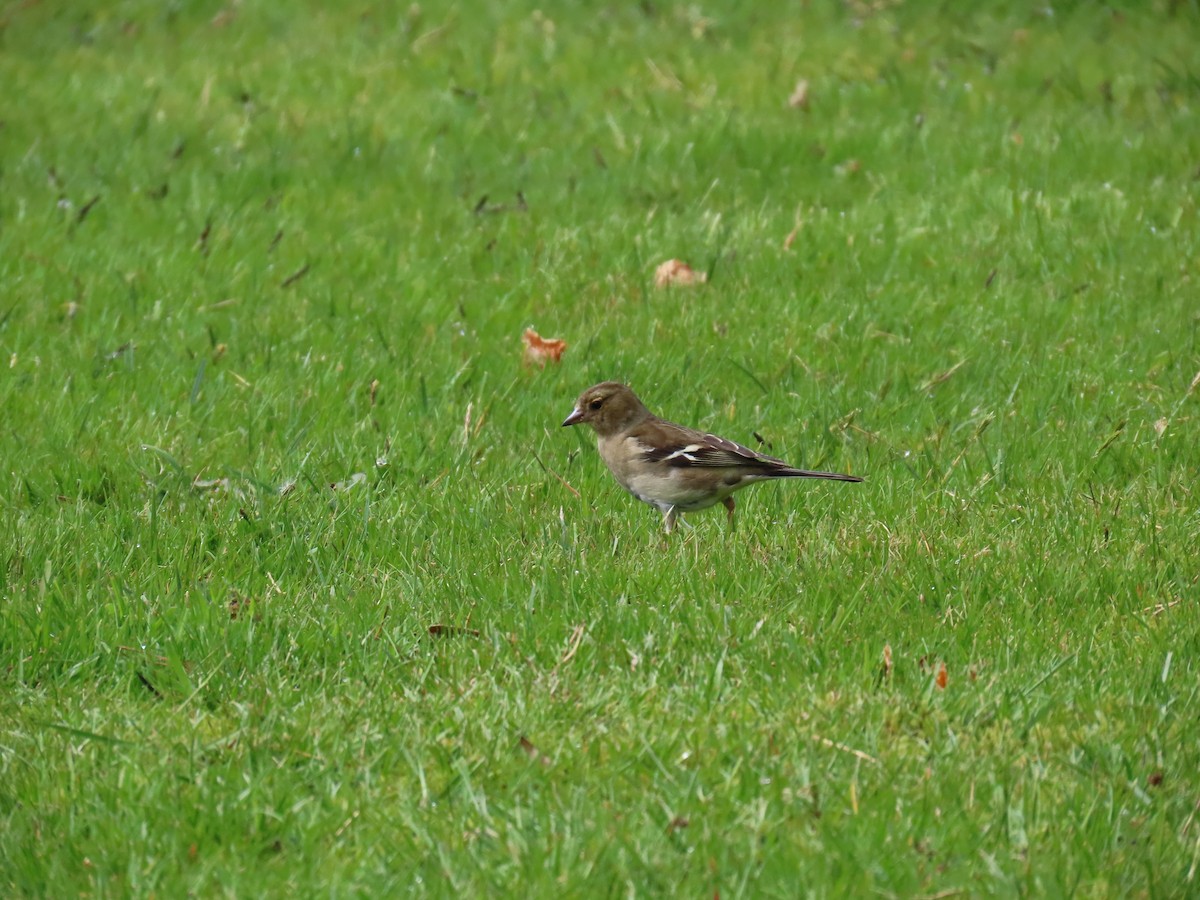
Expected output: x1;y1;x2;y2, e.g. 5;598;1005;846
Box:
935;661;948;690
654;259;706;288
522;328;567;366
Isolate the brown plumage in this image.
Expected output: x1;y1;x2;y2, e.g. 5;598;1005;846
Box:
562;381;862;532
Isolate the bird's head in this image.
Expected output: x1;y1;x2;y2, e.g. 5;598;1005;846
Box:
562;382;649;437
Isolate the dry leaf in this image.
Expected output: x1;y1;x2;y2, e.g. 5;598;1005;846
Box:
522;328;567;367
519;735;551;766
935;661;948;690
881;644;893;678
783;225;800;250
788;78;811;110
654;259;706;288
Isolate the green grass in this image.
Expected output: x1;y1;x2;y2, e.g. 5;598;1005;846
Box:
2;0;1199;895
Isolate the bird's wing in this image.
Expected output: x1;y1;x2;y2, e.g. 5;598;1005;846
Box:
636;420;787;471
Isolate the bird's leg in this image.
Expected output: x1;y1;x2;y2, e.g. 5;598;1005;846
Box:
662;505;679;534
723;496;736;530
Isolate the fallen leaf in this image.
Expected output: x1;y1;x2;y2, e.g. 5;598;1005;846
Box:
519;735;551;766
228;593;260;622
935;661;948;690
1147;770;1164;787
881;644;893;678
788;78;811;110
522;328;567;366
668;816;690;832
654;259;706;288
783;225;800;250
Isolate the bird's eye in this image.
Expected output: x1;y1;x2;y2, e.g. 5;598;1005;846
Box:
589;398;604;411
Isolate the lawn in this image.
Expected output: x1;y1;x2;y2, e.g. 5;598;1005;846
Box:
2;0;1199;895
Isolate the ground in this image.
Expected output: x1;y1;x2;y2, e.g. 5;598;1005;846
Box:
1;1;1198;895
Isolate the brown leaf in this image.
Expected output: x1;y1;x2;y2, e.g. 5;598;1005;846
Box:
668;816;690;832
788;78;811;110
935;661;948;690
427;624;480;638
522;328;567;367
881;643;893;678
654;259;706;288
1147;770;1164;787
519;735;551;766
783;225;800;250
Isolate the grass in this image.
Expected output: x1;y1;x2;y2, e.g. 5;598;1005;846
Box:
2;0;1199;895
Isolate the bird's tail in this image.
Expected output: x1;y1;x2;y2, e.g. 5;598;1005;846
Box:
777;468;863;482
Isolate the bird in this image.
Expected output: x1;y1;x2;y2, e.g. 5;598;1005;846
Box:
562;381;862;532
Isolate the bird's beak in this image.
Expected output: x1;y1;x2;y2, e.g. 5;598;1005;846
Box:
562;406;584;427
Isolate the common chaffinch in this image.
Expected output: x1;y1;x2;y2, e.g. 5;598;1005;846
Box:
562;381;862;532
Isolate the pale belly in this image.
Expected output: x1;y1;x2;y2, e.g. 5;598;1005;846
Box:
621;468;744;512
